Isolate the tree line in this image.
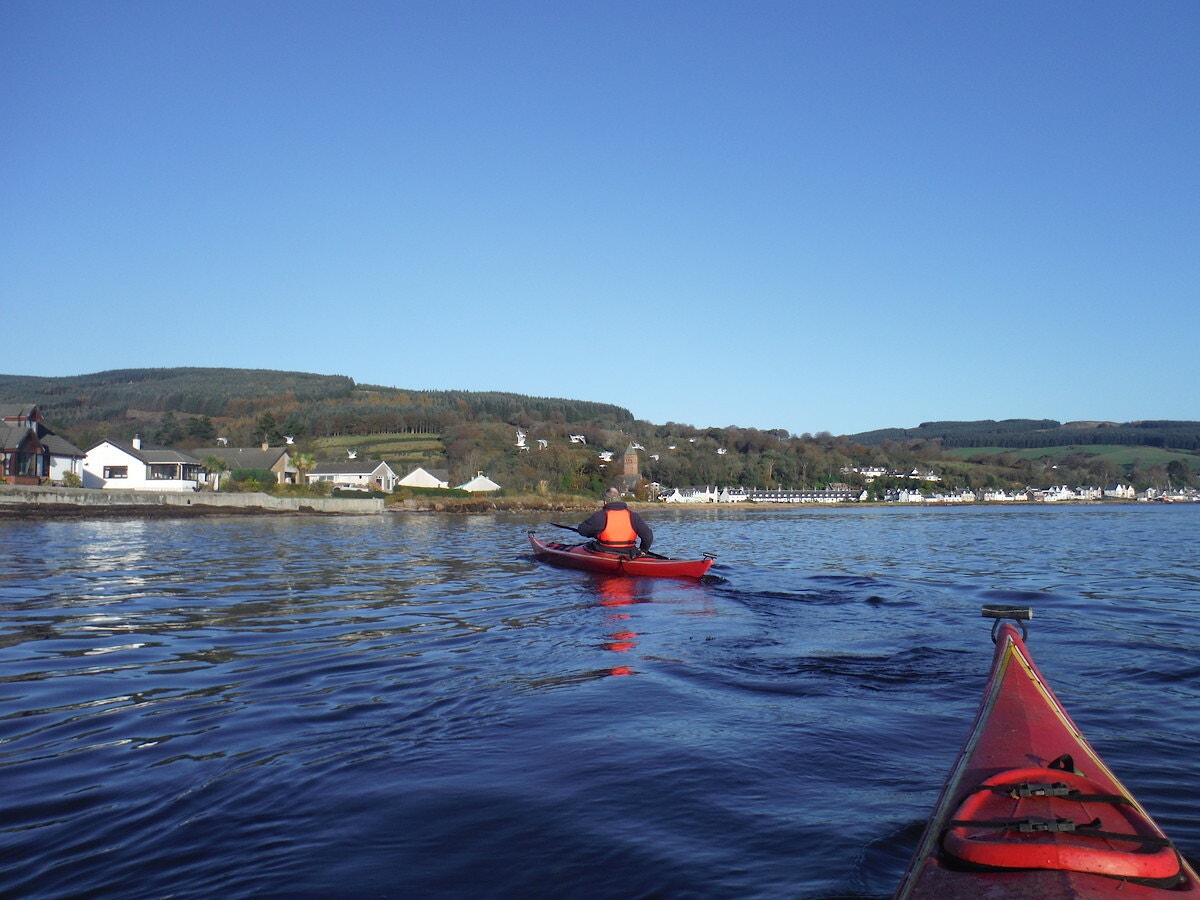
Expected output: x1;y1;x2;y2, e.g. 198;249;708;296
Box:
851;419;1200;451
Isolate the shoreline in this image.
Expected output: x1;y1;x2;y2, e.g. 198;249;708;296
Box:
0;485;384;518
0;486;1161;520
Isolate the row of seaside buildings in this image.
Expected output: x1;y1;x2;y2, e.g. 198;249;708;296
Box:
0;405;500;494
658;484;1197;503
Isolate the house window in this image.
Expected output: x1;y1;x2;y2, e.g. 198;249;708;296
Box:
148;464;179;480
104;466;128;479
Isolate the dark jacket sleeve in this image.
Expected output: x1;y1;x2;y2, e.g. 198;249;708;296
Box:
630;511;653;551
576;510;607;538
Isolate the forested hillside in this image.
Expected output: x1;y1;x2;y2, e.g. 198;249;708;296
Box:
851;419;1200;451
3;369;1198;495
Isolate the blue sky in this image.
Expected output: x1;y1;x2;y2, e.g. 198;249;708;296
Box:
3;1;1198;436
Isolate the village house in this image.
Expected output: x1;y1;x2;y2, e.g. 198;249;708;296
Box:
192;443;296;487
924;490;978;504
846;466;891;481
1039;485;1078;502
1;404;86;484
307;459;398;492
82;436;204;491
661;485;867;503
397;466;450;489
456;472;501;493
748;487;867;503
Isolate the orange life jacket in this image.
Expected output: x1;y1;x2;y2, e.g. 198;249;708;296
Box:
597;508;638;551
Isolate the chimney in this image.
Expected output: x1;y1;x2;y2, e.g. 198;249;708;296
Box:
262;441;269;451
133;434;142;450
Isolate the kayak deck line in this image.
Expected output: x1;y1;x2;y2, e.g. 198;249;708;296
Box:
896;605;1200;898
944;766;1183;882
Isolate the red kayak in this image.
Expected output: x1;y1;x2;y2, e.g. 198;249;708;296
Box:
528;533;715;579
897;606;1199;898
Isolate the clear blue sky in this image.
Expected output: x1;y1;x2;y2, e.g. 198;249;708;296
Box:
4;1;1198;436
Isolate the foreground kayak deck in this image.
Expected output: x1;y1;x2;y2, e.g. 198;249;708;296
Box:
528;533;715;579
897;606;1199;898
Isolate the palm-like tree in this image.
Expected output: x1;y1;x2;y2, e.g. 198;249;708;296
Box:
201;455;228;491
291;452;316;488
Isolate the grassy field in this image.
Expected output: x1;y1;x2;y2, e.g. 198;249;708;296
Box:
309;433;445;471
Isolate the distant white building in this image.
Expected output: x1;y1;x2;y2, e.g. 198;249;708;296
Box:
1041;485;1077;502
457;472;501;493
308;459;398;492
83;436;204;491
398;466;450;489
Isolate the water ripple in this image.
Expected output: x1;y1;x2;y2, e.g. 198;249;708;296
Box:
1;506;1197;898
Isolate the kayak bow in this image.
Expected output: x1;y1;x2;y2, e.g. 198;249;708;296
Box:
528;532;714;579
897;605;1199;898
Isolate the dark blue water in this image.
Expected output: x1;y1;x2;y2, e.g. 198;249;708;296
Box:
2;504;1197;898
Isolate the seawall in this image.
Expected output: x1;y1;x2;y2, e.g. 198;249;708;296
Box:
0;485;385;517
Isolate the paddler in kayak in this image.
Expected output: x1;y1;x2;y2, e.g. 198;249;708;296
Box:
576;487;654;558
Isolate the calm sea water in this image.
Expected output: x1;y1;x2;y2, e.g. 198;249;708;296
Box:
1;504;1197;898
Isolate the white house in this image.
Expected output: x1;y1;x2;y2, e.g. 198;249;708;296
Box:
82;436;204;491
1040;485;1077;502
308;459;398;492
398;466;450;489
456;472;501;493
660;486;718;503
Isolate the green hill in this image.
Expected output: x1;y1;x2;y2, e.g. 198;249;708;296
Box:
3;368;1197;495
850;419;1200;451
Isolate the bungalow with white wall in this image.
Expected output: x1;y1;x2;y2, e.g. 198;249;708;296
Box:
82;436;204;491
398;466;450;489
192;443;296;486
308;459;398;492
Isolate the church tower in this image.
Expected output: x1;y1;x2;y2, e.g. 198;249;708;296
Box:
621;443;640;491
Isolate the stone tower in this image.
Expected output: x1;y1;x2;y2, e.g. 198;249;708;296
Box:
621;443;640;491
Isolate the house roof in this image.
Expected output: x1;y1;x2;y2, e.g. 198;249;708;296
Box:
404;465;450;479
0;405;42;424
1;423;44;452
398;466;450;487
457;472;501;492
193;446;290;469
40;433;86;458
90;439;201;465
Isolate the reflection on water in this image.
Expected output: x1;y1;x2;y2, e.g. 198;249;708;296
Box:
596;576;640;676
0;506;1196;898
